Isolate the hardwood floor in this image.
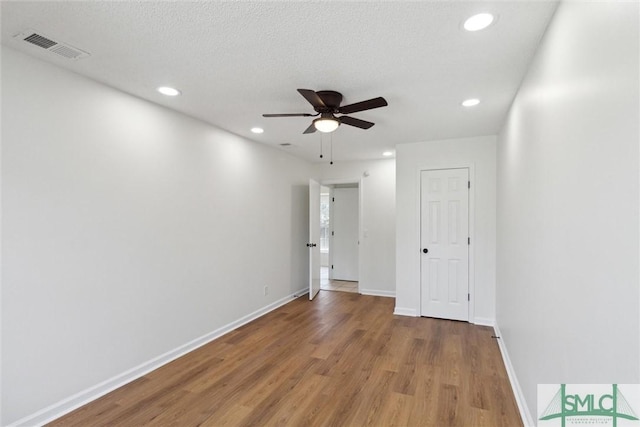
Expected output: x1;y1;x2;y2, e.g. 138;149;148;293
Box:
320;280;358;293
49;291;522;427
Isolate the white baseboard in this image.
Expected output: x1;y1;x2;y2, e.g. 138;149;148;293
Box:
393;306;418;317
10;290;308;427
493;324;534;427
292;288;309;297
359;289;395;298
473;317;495;327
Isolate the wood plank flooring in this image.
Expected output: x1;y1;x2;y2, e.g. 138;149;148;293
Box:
49;291;522;427
320;280;358;293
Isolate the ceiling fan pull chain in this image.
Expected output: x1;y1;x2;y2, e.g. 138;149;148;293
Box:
319;133;323;159
330;133;334;165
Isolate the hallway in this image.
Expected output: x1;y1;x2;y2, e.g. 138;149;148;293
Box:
320;266;358;293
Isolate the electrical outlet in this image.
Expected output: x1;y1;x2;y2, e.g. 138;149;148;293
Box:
264;285;269;296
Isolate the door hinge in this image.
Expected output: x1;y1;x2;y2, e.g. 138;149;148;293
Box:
332;197;335;202
332;231;334;236
468;293;470;301
331;265;334;269
468;181;471;189
468;237;470;245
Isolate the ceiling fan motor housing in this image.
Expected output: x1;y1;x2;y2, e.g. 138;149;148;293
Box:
315;90;343;112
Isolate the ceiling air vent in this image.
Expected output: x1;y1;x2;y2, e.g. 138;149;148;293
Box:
24;33;57;49
280;143;293;147
14;30;90;60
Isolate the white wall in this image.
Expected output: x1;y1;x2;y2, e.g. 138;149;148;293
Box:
496;1;639;422
316;159;396;296
1;48;311;425
395;135;497;324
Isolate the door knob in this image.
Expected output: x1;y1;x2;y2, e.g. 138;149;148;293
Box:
422;248;429;254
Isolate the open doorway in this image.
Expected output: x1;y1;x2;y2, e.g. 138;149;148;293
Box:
320;183;359;294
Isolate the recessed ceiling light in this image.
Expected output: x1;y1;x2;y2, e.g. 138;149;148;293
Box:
251;127;264;134
157;86;181;96
462;98;480;107
383;151;394;157
463;13;494;31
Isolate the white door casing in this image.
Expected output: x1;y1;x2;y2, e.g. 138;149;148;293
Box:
420;168;469;321
332;187;359;281
309;179;321;300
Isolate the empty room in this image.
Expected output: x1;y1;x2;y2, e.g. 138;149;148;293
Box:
1;1;638;426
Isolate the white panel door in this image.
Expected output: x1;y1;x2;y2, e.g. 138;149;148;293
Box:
308;179;321;300
332;187;359;281
420;168;469;321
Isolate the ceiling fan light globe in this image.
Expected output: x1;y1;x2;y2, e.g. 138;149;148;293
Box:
314;117;340;133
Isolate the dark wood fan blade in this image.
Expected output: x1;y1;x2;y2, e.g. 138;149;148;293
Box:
339;116;375;129
263;113;315;117
303;123;317;134
338;97;388;114
297;89;327;109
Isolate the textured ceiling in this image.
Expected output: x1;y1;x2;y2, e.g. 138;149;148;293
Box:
1;1;558;163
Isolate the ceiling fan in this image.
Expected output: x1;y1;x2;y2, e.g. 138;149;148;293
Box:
263;89;388;134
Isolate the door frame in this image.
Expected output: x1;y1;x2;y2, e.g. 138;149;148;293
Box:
416;163;476;322
321;177;363;294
